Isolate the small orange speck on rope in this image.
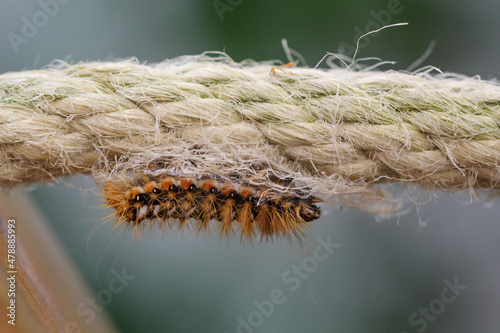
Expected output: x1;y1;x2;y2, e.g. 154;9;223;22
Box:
270;62;295;75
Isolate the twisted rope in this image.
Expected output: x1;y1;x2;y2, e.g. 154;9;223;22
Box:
1;55;500;207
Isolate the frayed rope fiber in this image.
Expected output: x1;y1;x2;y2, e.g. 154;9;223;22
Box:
1;54;500;210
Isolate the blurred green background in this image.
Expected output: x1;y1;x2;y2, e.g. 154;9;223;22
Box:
1;0;500;332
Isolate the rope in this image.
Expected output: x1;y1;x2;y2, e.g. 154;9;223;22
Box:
1;54;499;208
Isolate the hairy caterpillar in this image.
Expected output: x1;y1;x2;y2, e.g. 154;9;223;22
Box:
103;173;322;242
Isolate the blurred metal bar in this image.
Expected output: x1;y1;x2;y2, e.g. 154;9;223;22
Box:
0;189;118;333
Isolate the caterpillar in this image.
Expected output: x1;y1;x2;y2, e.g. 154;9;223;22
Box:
103;173;322;242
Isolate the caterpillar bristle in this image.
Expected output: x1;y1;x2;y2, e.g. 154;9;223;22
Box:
237;199;255;242
102;173;322;242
